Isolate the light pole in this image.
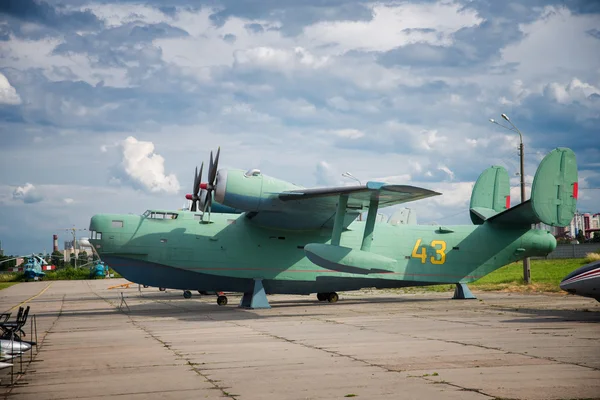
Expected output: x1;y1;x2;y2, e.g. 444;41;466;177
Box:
341;172;362;185
489;114;531;284
61;227;86;268
341;172;363;220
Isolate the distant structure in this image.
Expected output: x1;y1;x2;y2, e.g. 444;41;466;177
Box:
539;212;600;241
0;239;3;257
63;240;86;262
53;234;59;252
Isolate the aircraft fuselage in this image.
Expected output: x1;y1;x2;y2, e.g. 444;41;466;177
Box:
88;210;555;294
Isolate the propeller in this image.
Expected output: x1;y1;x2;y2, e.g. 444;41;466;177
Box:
185;162;203;211
199;147;220;221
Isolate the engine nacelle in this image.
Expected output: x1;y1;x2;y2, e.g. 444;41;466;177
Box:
214;168;302;212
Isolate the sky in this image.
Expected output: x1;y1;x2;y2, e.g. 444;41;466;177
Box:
1;0;599;256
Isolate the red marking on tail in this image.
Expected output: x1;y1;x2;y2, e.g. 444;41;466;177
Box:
573;182;578;199
505;195;510;209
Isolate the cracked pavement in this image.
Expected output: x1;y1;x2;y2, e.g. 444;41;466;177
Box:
1;280;599;400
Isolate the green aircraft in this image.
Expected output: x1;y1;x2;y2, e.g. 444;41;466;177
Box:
88;147;578;309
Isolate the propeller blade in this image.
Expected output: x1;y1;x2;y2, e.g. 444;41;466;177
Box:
209;151;214;183
193;166;199;196
190;166;199;211
198;162;203;190
212;147;220;182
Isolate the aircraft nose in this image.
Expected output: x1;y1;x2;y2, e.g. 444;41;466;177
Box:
88;213;139;253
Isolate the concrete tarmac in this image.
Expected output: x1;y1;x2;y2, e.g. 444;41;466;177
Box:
1;279;599;400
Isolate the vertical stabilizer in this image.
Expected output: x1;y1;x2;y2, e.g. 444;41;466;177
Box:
530;147;578;227
486;148;578;227
469;166;510;224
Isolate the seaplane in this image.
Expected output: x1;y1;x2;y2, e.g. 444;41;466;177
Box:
88;147;577;309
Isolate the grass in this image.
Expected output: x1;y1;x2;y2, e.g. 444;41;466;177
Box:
470;258;590;293
0;282;19;290
0;266;122;289
392;258;592;294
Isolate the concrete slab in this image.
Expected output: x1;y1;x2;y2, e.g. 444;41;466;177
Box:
1;280;598;400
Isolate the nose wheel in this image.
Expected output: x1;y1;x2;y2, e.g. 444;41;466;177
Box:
183;290;192;299
316;292;339;303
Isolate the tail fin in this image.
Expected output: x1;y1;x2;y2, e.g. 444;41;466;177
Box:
470;166;510;224
487;148;578;227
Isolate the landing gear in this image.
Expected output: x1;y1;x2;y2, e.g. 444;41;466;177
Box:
217;295;228;306
317;292;339;303
183;290;192;299
159;287;166;291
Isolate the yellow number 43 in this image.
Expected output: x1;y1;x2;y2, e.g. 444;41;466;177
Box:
411;239;447;265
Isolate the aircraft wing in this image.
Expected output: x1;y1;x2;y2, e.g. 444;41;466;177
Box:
245;182;440;230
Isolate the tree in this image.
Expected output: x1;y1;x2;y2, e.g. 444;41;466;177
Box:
592;232;600;243
78;250;89;266
51;250;64;268
576;230;586;244
69;253;76;267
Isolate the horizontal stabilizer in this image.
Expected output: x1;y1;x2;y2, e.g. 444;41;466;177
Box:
305;243;397;274
487;148;577;228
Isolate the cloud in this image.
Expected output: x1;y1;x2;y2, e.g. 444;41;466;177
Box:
314;161;341;187
12;183;43;203
0;0;104;38
234;46;329;71
112;136;180;194
0;72;21;105
329;129;365;139
302;2;483;53
0;0;599;255
543;78;600;104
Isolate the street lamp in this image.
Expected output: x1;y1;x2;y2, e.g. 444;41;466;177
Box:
341;172;362;185
489;114;531;284
341;172;363;220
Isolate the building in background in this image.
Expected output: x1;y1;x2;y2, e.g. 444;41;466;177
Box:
566;212;600;241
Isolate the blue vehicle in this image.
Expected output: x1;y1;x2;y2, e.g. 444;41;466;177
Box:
90;260;108;278
23;255;48;280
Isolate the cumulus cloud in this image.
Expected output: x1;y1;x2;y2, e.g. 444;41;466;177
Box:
329;129;365;139
544;78;600;104
303;2;483;53
0;72;22;105
112;136;180;194
234;46;329;71
12;183;43;204
314;161;341;187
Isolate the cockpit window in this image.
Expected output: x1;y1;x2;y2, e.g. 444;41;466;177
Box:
147;211;178;220
112;220;124;228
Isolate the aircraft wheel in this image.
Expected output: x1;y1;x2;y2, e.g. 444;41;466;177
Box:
159;287;166;291
183;290;192;299
217;295;228;306
327;292;339;303
317;293;327;301
143;285;149;288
